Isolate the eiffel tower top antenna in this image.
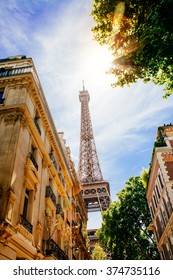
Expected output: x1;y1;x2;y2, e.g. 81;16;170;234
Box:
82;80;85;91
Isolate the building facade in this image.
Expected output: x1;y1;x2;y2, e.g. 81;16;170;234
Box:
0;55;89;260
147;124;173;259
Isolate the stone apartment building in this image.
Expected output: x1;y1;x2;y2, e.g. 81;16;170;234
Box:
0;55;89;260
147;124;173;259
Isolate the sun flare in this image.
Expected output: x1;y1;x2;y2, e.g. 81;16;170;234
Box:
82;42;115;85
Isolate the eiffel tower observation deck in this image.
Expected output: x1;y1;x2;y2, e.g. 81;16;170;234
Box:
78;83;111;212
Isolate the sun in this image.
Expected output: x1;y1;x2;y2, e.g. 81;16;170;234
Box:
81;41;115;85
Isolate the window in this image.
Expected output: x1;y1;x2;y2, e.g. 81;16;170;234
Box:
156;175;163;193
163;196;171;218
151;199;156;214
149;203;154;219
0;89;4;104
168;237;173;257
155;184;161;199
30;145;38;170
154;226;159;243
165;243;171;259
59;172;65;187
158;214;165;232
23;189;30;219
21;188;33;233
158;169;165;189
161;205;168;225
49;150;59;171
153;194;158;209
34;112;41;135
166;190;172;213
156;216;163;239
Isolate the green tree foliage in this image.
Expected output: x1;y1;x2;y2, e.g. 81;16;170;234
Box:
91;0;173;97
97;176;160;259
140;168;149;189
92;243;107;260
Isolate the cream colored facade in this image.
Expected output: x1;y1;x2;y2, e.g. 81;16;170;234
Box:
0;55;90;260
147;125;173;259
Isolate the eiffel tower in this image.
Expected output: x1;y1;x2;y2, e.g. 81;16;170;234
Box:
78;83;111;212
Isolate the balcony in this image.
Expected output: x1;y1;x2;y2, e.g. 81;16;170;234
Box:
29;152;38;170
43;239;68;260
20;215;33;234
45;186;56;206
0;66;32;78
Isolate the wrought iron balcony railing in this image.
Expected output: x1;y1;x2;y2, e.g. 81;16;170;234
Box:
45;186;56;206
29;152;38;170
0;66;32;77
20;215;33;234
43;239;68;260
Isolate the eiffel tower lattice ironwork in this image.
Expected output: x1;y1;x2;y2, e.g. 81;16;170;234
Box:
78;84;111;212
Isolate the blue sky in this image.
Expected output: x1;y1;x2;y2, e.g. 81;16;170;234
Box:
1;0;173;228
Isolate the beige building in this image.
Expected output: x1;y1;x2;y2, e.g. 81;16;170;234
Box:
147;124;173;259
0;55;90;260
